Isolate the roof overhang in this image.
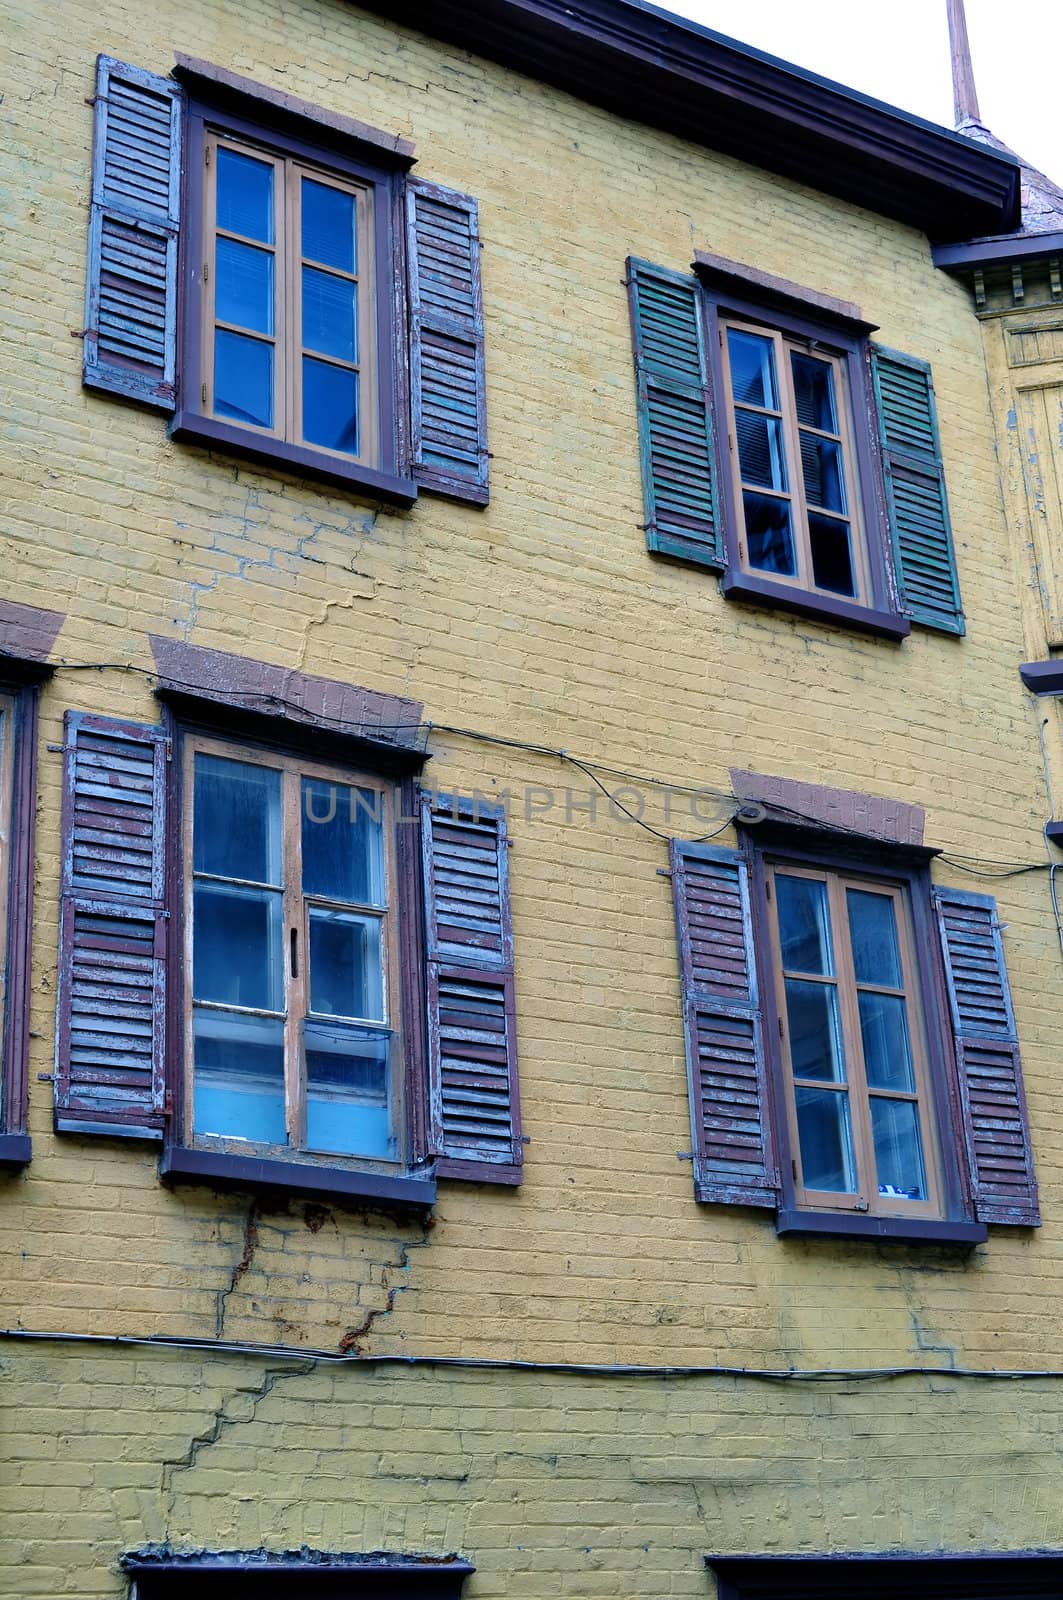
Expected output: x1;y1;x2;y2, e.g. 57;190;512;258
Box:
933;228;1063;271
356;0;1021;240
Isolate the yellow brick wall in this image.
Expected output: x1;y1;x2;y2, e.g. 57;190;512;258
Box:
3;0;1063;1591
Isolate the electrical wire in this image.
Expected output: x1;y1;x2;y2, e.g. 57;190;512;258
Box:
1;1325;1061;1383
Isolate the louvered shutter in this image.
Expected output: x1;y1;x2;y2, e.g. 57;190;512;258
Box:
55;713;170;1139
933;887;1039;1225
872;347;964;634
406;180;488;504
421;793;521;1183
83;57;183;410
627;257;723;569
671;841;778;1206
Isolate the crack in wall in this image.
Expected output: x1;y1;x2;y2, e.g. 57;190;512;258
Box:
337;1219;432;1355
214;1200;261;1340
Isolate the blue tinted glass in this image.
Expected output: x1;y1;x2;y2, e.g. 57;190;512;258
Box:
727;328;778;408
301;780;384;905
799;434;846;512
216;147;274;243
193;1008;286;1144
809;515;856;596
215;329;273;428
743;491;796;575
216;237;274;334
859;992;915;1093
193;882;283;1011
302;178;356;272
847;889;903;987
785;979;846;1084
302;357;358;454
795;1086;857;1192
776;875;833;976
735;410;787;492
870;1097;927;1200
791;350;837;431
305;1020;391;1157
303;266;357;362
193;754;281;883
309;909;384;1021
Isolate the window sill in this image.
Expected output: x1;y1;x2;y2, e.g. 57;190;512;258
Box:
160;1145;436;1212
721;569;911;640
0;1133;31;1168
776;1209;987;1245
170;412;419;507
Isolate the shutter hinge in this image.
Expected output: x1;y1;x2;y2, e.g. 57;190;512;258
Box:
765;879;772;901
202;263;209;284
677;1151;694;1161
778;1016;784;1038
656;867;673;878
205;146;211;167
37;1072;54;1083
201;382;208;404
165;737;173;763
46;743;66;754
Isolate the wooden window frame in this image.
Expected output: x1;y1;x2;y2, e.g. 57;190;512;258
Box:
163;720;434;1205
744;830;977;1238
765;862;944;1222
172;100;418;506
0;683;39;1167
701;285;908;639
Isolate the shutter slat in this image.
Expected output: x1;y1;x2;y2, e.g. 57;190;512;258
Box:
934;887;1038;1225
628;258;723;570
55;713;169;1139
83;57;183;410
422;793;521;1182
406;180;488;504
671;841;778;1207
872;347;964;634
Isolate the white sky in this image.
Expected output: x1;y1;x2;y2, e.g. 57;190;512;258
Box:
661;1;1061;182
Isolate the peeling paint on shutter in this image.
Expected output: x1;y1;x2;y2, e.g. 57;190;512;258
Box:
670;840;778;1207
83;57;184;410
421;793;521;1183
933;887;1039;1225
627;257;723;569
54;713;170;1139
406;180;488;504
872;347;964;634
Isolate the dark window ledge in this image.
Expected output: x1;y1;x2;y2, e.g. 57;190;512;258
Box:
161;1145;436;1212
0;1133;31;1168
776;1209;987;1245
1046;820;1063;846
1020;659;1063;694
721;570;911;640
171;413;419;507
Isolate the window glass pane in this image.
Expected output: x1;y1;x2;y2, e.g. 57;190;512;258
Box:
799;433;846;512
302;178;357;274
795;1086;857;1192
304;1020;392;1158
791;351;837;432
193;755;281;884
302;266;357;363
776;875;833;975
193;883;283;1011
727;329;778;408
743;492;796;576
735;410;787;491
846;889;903;987
858;992;916;1093
193;1008;286;1144
302;357;358;455
809;514;856;596
216;238;274;335
785;979;846;1083
870;1096;928;1200
216;147;274;244
301;779;385;905
308;908;384;1021
214;329;273;428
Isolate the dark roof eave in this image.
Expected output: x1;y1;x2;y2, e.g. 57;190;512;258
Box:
356;0;1021;240
933;228;1063;271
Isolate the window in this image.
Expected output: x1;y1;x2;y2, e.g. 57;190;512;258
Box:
668;804;1039;1243
83;56;489;506
627;255;966;637
185;740;402;1166
0;682;38;1168
708;1554;1063;1600
766;864;941;1220
123;1550;475;1599
721;322;868;602
202;136;376;466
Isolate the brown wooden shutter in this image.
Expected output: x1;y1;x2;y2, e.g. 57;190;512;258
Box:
421;792;521;1183
670;840;779;1207
83;57;184;409
933;887;1039;1225
405;179;488;504
54;713;170;1139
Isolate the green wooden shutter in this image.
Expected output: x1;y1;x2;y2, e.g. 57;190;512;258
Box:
83;57;184;409
872;347;964;635
627;258;723;569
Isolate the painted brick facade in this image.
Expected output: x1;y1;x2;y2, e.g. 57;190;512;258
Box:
1;0;1062;1595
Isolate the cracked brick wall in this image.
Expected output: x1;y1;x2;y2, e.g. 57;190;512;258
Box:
2;0;1063;1593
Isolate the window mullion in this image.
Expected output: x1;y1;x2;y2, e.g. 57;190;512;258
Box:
830;873;875;1207
778;335;812;588
281;764;307;1150
277;160;293;446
